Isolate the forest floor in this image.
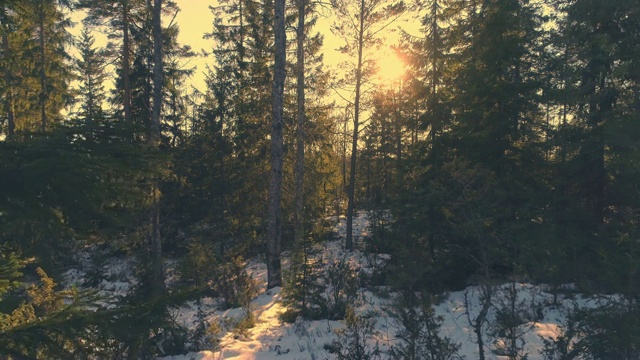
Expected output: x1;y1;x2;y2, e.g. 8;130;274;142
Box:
65;213;609;360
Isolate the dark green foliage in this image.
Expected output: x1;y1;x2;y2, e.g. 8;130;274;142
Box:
190;300;222;352
389;294;462;360
177;239;259;309
489;282;539;360
4;0;74;132
0;249;23;299
108;298;189;359
0;125;155;265
282;241;327;320
326;306;381;360
213;257;259;309
0;266;104;359
162;126;230;253
75;26;109;127
325;257;360;320
542;297;640;360
282;239;326;321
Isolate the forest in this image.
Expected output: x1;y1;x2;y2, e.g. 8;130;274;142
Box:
1;0;640;359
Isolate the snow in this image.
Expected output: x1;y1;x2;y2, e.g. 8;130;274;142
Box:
65;212;608;360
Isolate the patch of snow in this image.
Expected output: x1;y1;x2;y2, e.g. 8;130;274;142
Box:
63;212;615;360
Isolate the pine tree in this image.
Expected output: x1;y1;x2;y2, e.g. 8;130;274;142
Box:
8;0;73;133
330;0;405;250
549;0;640;290
75;26;108;129
206;0;276;253
267;0;286;288
437;0;547;278
293;0;307;284
0;0;18;138
77;0;146;127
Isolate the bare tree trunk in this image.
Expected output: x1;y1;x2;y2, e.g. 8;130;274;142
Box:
123;0;132;126
147;0;165;297
294;0;306;250
38;6;47;132
151;0;162;142
2;31;14;138
395;83;402;187
345;0;366;251
267;0;286;289
465;284;493;360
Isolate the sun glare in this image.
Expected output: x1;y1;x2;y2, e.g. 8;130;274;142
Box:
376;49;406;85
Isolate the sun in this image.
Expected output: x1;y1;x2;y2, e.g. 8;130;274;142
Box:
375;48;406;85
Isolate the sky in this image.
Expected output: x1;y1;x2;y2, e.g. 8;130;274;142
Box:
173;1;214;91
171;0;416;91
70;0;417;95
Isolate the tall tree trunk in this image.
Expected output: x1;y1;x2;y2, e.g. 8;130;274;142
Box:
148;0;165;297
123;0;132;126
294;0;306;249
2;31;14;138
395;83;402;187
38;7;47;132
151;0;162;142
267;0;285;289
345;0;366;251
293;0;307;312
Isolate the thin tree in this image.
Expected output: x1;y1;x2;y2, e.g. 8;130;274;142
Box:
267;0;286;288
13;0;72;132
0;1;16;138
331;0;404;250
294;0;307;268
147;0;165;297
76;27;108;126
78;0;142;126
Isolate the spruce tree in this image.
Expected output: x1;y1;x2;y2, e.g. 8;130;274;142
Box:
77;0;146;127
75;26;108;129
0;0;18;138
330;0;405;250
8;0;73;132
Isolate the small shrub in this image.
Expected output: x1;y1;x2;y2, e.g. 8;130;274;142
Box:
541;296;640;360
178;241;259;309
282;239;326;320
190;299;222;352
328;306;381;360
279;308;300;323
215;257;259;309
389;294;463;360
326;257;359;319
231;307;256;339
489;282;537;360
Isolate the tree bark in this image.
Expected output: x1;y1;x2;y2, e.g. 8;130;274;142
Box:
267;0;286;289
123;0;132;126
2;31;14;138
38;4;47;132
345;0;366;251
151;0;162;143
148;0;165;297
294;0;306;259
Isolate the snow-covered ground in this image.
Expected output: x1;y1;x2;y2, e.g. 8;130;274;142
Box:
65;212;607;360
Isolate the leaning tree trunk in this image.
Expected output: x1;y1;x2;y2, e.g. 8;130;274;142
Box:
267;0;286;289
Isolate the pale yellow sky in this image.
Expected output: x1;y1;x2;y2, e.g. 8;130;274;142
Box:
71;0;417;94
172;0;417;91
173;0;212;90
